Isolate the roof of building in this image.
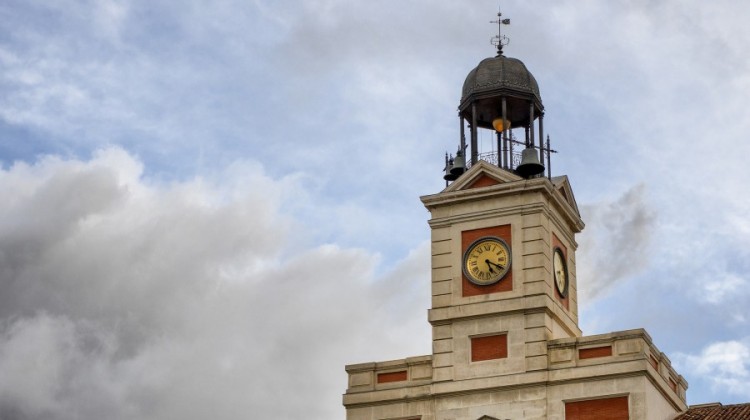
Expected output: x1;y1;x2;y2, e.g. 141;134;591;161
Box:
461;55;541;103
675;403;750;419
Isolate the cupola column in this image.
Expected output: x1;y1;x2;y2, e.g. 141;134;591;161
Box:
459;115;466;157
528;102;535;149
508;119;514;169
471;102;478;165
538;113;545;162
501;96;508;169
496;132;502;168
525;126;529;146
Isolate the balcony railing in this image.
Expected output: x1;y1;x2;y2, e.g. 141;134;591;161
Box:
467;149;530;172
445;135;556;181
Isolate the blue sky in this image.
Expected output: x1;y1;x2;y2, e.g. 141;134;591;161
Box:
1;1;749;418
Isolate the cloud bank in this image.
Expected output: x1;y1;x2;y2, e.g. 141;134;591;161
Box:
0;148;431;419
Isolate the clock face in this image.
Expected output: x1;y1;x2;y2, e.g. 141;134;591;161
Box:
553;247;568;297
463;236;511;286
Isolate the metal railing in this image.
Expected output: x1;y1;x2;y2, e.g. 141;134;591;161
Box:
445;134;556;182
464;137;554;176
467;150;523;171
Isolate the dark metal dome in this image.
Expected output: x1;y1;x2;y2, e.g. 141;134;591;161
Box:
458;55;543;130
461;56;541;102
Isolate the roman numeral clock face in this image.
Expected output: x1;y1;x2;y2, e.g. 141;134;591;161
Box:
553;247;569;297
463;236;511;285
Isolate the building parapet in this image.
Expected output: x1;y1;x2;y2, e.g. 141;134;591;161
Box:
547;328;687;405
345;355;433;395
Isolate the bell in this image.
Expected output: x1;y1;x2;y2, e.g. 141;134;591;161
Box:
450;151;466;175
444;158;458;181
444;169;458;181
515;147;545;178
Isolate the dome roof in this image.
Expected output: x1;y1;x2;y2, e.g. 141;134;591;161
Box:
458;55;543;130
461;55;541;103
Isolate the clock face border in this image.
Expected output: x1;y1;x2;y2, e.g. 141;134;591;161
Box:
462;236;512;286
553;247;569;297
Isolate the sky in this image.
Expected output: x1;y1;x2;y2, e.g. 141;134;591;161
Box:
0;0;749;418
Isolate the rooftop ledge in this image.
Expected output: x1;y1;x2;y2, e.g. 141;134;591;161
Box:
548;328;687;404
345;355;433;394
344;329;687;408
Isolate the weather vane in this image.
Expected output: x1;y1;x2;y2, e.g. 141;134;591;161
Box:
490;9;510;56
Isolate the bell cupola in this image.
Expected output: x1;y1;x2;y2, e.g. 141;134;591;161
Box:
444;12;550;182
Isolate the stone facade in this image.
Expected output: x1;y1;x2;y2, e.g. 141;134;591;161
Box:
343;162;688;419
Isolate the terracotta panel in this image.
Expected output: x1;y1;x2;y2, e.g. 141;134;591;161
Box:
376;370;407;384
471;334;508;362
649;355;659;370
467;174;500;189
565;396;629;420
578;346;613;359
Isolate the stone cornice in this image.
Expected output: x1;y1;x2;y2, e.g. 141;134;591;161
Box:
421;176;584;234
427;294;580;338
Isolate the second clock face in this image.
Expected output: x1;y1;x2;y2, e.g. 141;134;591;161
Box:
463;236;511;286
553;247;569;297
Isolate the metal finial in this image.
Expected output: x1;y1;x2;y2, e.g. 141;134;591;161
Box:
490;9;510;57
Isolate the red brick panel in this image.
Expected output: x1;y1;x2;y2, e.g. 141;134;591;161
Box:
565;396;629;420
377;370;407;384
578;346;613;359
669;378;678;392
467;174;500;189
462;225;513;296
649;355;659;370
471;334;508;362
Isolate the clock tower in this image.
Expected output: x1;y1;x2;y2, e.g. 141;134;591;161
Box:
344;12;687;420
422;160;584;388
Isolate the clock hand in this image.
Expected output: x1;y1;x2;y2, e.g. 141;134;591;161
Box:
487;260;505;270
485;259;495;273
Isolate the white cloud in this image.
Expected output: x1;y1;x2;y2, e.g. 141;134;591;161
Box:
674;339;750;399
702;274;749;305
0;148;431;419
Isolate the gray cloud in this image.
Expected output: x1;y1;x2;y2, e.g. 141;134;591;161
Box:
0;148;431;419
577;184;655;302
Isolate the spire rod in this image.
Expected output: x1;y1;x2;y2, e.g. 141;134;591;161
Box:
490;9;510;57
